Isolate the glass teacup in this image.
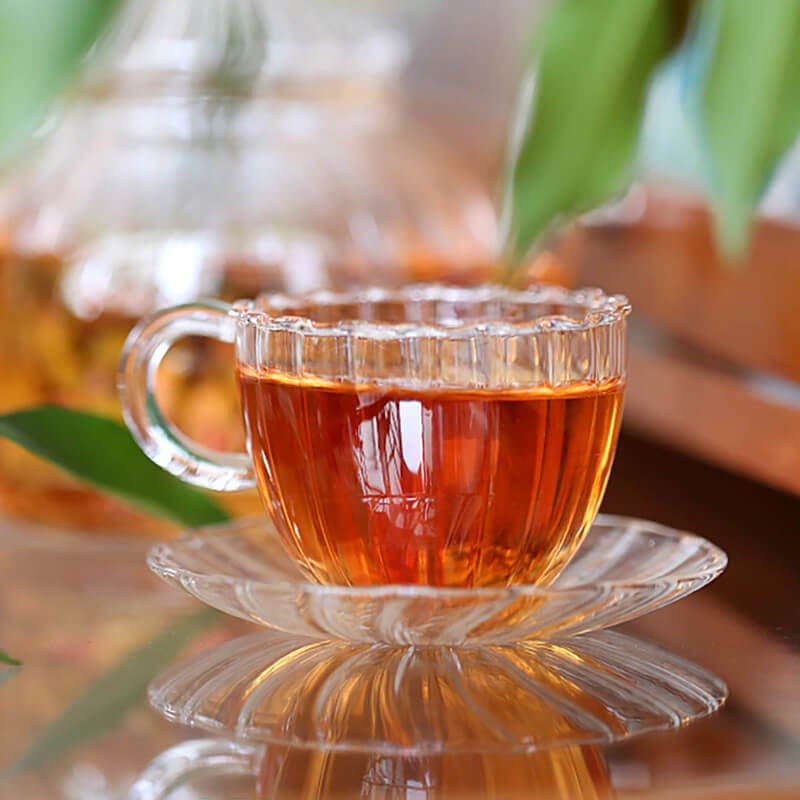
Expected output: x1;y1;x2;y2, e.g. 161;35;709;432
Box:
119;285;629;587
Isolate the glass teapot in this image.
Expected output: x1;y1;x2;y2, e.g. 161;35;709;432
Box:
0;0;497;534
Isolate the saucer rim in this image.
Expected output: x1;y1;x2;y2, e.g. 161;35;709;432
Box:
147;513;728;600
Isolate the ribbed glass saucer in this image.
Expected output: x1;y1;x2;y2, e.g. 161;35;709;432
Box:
147;515;727;645
148;628;727;754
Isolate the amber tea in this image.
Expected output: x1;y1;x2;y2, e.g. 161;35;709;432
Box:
238;369;623;587
120;285;630;588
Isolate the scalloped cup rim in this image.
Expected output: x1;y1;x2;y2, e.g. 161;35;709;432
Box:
147;513;727;599
230;284;632;339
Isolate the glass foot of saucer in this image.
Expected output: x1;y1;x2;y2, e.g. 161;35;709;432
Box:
148;514;727;645
148;627;727;755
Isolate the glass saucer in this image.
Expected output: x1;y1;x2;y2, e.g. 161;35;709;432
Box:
148;628;727;754
147;515;727;645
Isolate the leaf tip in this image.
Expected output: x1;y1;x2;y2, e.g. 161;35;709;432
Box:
0;651;21;667
712;202;753;264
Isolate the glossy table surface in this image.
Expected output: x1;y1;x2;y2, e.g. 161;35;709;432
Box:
0;433;798;799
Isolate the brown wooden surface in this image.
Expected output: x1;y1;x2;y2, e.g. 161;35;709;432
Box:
624;341;800;497
559;192;800;383
604;432;800;635
603;432;800;794
558;190;800;497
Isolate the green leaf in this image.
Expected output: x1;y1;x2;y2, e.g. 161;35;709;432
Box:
0;650;20;689
0;406;229;527
504;0;675;262
0;650;21;667
0;0;120;162
2;608;218;779
700;0;800;253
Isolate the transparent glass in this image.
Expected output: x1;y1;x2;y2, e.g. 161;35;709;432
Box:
129;739;260;800
131;738;616;799
147;514;727;646
120;284;630;587
145;627;726;753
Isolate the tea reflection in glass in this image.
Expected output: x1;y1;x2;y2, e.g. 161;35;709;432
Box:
258;745;614;800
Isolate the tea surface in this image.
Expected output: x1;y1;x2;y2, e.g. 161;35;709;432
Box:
239;368;623;587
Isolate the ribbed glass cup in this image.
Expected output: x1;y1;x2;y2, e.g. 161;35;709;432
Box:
120;285;630;587
234;284;629;388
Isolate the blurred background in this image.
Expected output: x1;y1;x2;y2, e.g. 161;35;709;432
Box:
1;0;798;538
0;0;529;533
0;0;799;795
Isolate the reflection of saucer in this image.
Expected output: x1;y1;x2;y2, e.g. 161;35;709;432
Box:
148;628;726;755
148;515;727;645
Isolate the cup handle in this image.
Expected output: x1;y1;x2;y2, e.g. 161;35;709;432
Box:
118;301;256;491
128;738;262;800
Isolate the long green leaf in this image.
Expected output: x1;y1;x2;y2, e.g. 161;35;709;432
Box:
2;608;218;779
504;0;674;262
0;650;20;667
701;0;800;252
0;0;120;162
0;406;229;527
